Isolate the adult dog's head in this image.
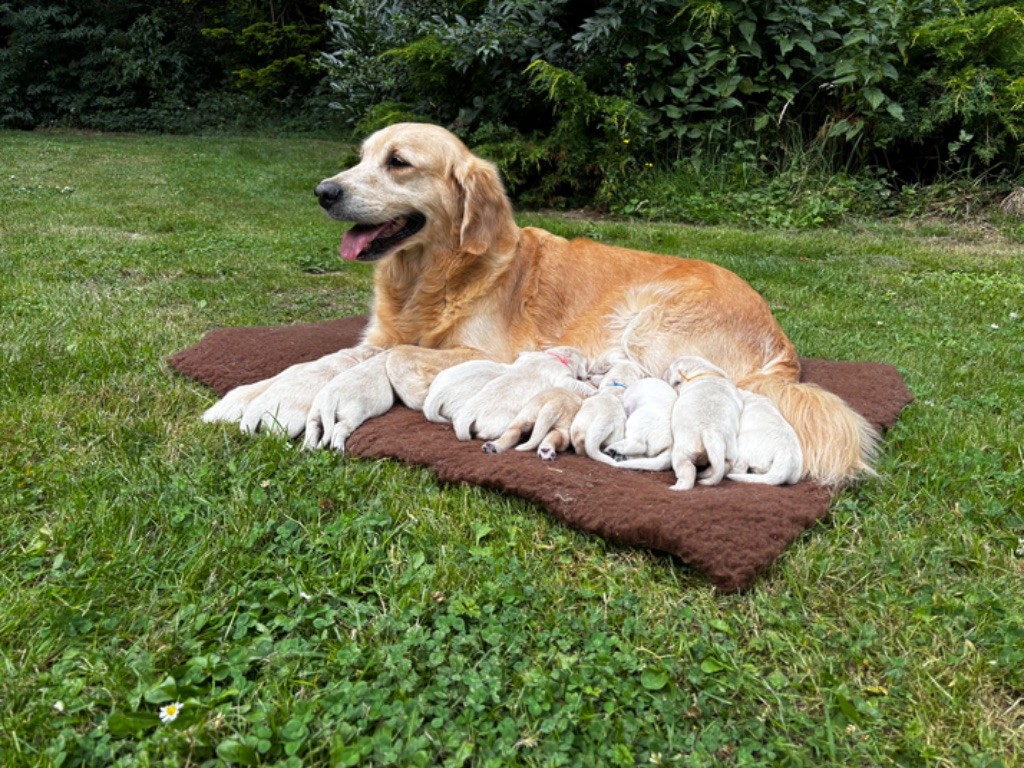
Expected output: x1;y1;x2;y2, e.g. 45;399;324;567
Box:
315;123;516;262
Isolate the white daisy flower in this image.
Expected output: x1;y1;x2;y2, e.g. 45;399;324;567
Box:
159;701;184;723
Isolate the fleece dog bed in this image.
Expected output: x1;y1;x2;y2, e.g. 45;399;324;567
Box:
168;315;913;592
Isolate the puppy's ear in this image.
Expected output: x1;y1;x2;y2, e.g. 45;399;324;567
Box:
453;157;513;255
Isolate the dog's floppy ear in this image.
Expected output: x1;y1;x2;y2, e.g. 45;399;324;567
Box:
453;156;513;256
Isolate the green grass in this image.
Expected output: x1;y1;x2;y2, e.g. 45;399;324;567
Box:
1;130;1022;767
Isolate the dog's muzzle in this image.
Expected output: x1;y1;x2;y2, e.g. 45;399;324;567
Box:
314;181;344;211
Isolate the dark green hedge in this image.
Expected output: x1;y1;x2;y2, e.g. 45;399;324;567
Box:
0;0;332;132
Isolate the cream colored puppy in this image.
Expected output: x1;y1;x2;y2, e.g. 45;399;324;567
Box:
727;389;804;485
605;377;677;471
453;347;593;441
422;359;507;423
303;350;394;452
483;387;585;460
665;356;744;490
569;352;645;465
386;345;486;410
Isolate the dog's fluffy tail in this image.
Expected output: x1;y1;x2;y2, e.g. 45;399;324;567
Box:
738;373;879;486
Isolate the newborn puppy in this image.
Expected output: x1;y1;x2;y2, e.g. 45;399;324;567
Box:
605;377;677;471
453;347;594;441
386;345;486;410
423;359;507;423
727;389;804;485
665;356;744;490
303;350;394;453
482;387;585;460
570;351;646;465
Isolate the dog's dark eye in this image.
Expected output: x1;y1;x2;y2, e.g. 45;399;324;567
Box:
387;154;411;169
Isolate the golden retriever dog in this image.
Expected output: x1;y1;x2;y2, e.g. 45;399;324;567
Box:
204;122;877;485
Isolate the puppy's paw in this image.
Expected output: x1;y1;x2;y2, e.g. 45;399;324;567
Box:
482;441;498;454
606;449;627;462
538;445;556;461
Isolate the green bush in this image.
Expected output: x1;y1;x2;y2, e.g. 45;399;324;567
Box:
0;0;333;132
897;2;1024;170
320;0;1024;211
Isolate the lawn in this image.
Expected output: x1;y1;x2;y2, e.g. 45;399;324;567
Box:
1;130;1021;767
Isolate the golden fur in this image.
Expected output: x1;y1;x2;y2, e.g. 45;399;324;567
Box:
216;122;878;484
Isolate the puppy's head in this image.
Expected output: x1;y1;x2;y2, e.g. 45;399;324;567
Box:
664;355;728;387
314;123;515;262
589;349;645;389
544;346;589;379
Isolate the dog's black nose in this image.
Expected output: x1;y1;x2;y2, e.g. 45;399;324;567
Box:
314;181;344;210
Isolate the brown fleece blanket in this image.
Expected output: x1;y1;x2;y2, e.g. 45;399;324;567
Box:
168;315;912;592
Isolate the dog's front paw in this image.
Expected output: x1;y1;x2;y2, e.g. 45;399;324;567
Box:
203;379;275;425
205;377;313;439
239;382;315;438
537;445;557;461
327;423;353;454
303;355;395;452
204;350;380;441
304;383;355;451
482;441;498;454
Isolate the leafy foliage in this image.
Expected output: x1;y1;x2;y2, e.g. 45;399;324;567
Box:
896;1;1024;169
193;0;329;98
321;0;1024;206
1;0;1021;203
0;0;334;132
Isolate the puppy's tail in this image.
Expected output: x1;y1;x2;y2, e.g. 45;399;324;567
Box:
696;431;729;486
452;412;475;441
611;450;672;472
583;428;624;466
738;373;879;487
422;391;447;423
727;455;801;486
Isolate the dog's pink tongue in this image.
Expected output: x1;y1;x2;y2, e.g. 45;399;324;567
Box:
340;224;386;261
